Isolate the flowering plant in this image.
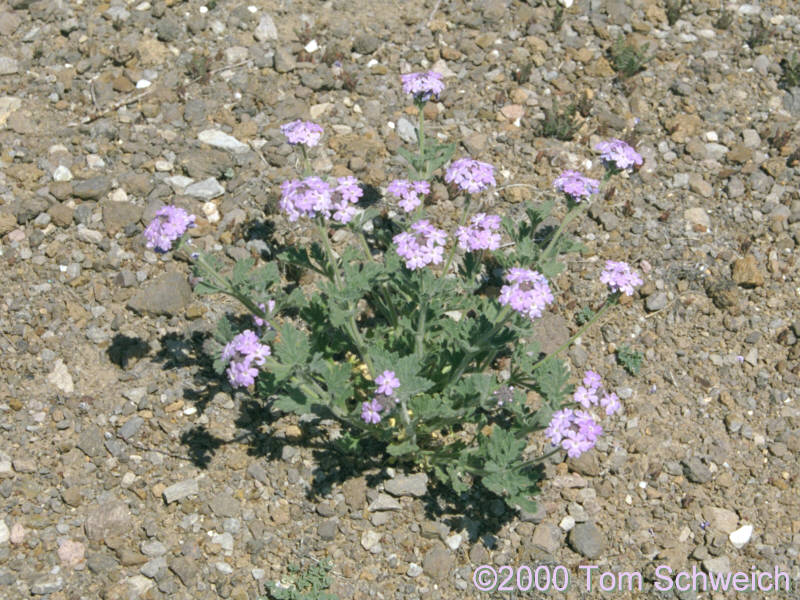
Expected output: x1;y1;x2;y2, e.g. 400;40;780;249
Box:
142;75;643;513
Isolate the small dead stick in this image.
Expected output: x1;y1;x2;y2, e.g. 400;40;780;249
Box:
68;88;154;126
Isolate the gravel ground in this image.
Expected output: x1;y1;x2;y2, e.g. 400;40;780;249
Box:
1;0;800;598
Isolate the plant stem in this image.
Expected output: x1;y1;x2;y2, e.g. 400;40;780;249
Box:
417;101;426;179
448;305;513;386
398;397;417;446
301;145;311;177
529;294;618;372
541;201;586;260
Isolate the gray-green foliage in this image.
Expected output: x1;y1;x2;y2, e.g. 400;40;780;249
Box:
264;561;338;600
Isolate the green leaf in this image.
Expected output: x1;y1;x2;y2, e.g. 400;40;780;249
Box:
321;361;353;413
396;146;422;178
232;257;255;286
272;386;312;415
193;280;222;295
533;357;572;406
507;494;539;513
484;427;526;466
273;323;310;367
386;440;419;456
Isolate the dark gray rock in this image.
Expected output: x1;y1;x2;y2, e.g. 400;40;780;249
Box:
127;272;192;317
72;177;111;200
568;522;605;558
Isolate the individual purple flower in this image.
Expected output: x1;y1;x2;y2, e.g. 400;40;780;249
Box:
393;219;447;270
445;158;496;195
253;300;277;329
375;370;400;396
595;138;643;171
600;392;621;415
222;330;271;388
600;260;643;296
331;176;364;224
401;71;445;102
386;179;430;212
553;170;600;201
498;268;554;321
573;385;599;409
582;370;602;391
281;120;324;147
143;206;196;252
361;399;382;424
456;213;502;252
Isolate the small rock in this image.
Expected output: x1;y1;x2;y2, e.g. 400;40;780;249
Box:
47;359;74;394
0;212;16;235
254;14;278;41
732;254;765;287
127;271;192;317
72;176;111;200
531;523;562;554
317;519;337;541
198;129;250;153
568;522;605;558
0;96;21;127
273;47;296;73
360;530;381;551
103;201;143;233
140;540;167;557
0;520;8;544
353;33;380;54
53;165;73;182
645;292;667;312
185;177;225;200
384;473;428;497
30;577;64;595
729;524;753;548
396;117;417;144
118;416;144;441
58;539;86;568
163;479;199;504
684;207;711;232
368;493;402;512
208;493;240;518
682;457;712;483
422;544;454;580
9;523;24;545
0;57;18;76
406;563;423;577
703;506;739;533
702;555;731;575
85;500;132;542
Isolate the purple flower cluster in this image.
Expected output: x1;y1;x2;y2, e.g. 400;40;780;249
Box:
221;330;271;388
281;120;324;147
401;71;445;102
362;370;401;424
393;220;447;270
143;206;196;252
545;369;621;457
553;170;600;201
498;268;554;321
595;138;643;171
545;408;603;458
444;158;496;194
386;179;430;212
279;176;363;223
573;370;621;415
600;260;643;296
456;213;502;252
253;299;276;329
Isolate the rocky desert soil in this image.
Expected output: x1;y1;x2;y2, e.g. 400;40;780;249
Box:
0;0;799;599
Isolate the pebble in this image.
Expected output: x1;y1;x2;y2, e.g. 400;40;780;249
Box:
360;529;381;551
368;493;402;512
30;576;64;595
0;56;18;75
162;479;199;504
185;177;225;200
46;359;74;394
384;473;428;497
568;522;605;559
396;117;417;144
198;129;250;153
254;14;277;42
53;165;73;182
127;271;193;317
645;292;668;312
57;539;86;567
0;520;8;544
729;524;753;548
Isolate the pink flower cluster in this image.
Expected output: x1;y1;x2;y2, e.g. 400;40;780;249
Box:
445;158;496;194
361;370;401;424
281;120;324;147
279;176;363;223
222;330;271;388
143;206;196;253
386;179;430;212
595;138;643;171
401;71;445;102
553;170;600;201
498;268;554;321
393;220;447;270
600;260;643;296
544;370;621;458
456;213;502;252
